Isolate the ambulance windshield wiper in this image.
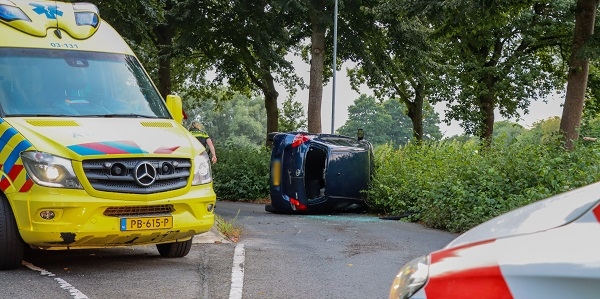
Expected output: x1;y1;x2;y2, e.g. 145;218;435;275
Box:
7;114;74;117
91;114;159;118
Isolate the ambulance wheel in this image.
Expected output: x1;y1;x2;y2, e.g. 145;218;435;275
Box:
0;197;24;270
156;239;193;258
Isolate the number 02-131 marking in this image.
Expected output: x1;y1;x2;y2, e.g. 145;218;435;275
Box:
50;43;79;49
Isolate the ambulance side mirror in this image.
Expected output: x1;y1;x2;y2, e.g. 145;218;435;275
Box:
166;94;184;124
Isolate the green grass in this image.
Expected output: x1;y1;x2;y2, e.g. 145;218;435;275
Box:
215;211;242;242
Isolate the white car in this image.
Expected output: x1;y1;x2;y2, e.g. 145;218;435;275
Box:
389;181;600;299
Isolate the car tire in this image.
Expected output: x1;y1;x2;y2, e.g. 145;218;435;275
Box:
156;239;193;258
265;204;276;213
0;196;24;270
265;204;290;214
267;132;279;142
265;203;296;214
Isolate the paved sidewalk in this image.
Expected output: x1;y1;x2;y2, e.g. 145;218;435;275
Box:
192;225;231;244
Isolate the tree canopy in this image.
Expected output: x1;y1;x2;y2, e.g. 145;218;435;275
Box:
337;94;442;146
409;0;574;141
184;91;267;148
90;0;600;148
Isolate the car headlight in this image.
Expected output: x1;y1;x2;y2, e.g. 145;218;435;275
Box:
192;152;212;185
389;255;429;299
21;151;82;189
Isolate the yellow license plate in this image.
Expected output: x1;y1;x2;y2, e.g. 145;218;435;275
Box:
120;216;173;231
271;159;281;186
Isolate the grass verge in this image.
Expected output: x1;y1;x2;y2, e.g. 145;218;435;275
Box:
215;211;242;243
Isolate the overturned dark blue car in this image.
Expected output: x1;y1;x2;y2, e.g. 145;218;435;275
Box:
266;131;374;214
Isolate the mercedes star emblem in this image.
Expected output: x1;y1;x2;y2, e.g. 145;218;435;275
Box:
134;161;157;186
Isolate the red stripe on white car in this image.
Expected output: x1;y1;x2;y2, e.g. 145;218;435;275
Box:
425;239;513;299
425;265;512;299
593;205;600;222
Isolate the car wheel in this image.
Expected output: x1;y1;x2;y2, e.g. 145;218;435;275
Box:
156;239;192;258
265;204;276;213
267;132;280;142
0;197;24;270
265;204;290;214
265;203;295;214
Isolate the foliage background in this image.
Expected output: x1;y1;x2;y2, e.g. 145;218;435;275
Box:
336;95;443;146
85;0;600;234
211;116;600;234
367;126;600;233
212;144;271;201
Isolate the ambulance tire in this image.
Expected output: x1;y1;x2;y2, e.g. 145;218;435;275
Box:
0;196;24;270
156;239;193;258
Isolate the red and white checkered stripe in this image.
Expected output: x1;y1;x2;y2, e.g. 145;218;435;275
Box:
409;203;600;299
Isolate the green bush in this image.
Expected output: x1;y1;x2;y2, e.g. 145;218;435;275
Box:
211;143;270;201
210;134;600;234
367;139;600;233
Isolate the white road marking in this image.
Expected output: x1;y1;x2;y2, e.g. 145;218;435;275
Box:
22;261;90;299
229;243;245;299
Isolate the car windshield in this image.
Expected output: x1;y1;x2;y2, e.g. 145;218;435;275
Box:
0;48;170;118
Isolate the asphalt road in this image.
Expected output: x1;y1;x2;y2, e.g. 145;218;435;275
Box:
0;201;457;299
215;201;457;299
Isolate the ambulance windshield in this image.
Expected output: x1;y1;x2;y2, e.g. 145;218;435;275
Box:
0;48;171;118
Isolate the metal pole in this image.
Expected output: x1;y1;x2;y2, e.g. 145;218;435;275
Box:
331;0;338;134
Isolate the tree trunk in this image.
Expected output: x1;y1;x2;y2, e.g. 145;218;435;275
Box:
154;24;172;99
476;71;498;145
307;0;326;134
478;93;495;145
560;0;599;151
262;71;279;148
406;84;424;142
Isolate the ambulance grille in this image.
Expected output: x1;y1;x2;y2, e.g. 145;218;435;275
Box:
82;158;191;194
103;205;175;217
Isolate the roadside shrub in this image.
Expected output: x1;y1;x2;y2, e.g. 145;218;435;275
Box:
367;138;600;233
211;143;270;201
209;133;600;233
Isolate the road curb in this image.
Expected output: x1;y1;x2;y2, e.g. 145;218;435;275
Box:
193;224;232;244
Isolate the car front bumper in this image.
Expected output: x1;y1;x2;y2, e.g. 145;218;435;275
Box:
9;184;216;249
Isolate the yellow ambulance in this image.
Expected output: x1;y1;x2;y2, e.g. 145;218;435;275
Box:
0;0;216;269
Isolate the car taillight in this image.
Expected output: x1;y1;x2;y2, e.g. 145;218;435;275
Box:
290;198;308;211
292;134;312;147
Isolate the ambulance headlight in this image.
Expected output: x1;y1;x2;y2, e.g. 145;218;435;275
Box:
21;151;82;189
192;152;212;185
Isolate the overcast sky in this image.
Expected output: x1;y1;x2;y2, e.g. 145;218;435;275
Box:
278;59;565;137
